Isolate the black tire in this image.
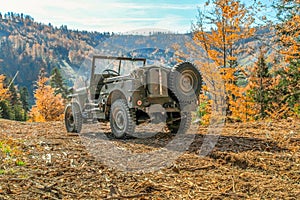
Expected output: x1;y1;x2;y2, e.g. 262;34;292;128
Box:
167;112;192;134
64;103;82;133
169;62;202;103
110;99;136;138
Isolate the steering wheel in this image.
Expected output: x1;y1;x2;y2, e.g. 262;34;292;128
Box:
102;69;120;76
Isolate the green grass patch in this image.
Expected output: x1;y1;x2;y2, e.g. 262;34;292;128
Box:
15;160;25;166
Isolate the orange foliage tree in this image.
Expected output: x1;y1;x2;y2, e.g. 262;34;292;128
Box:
191;0;256;122
29;68;65;122
268;0;300;118
0;74;9;101
275;0;300;61
0;74;12;119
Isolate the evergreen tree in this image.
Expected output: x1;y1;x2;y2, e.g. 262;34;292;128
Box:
8;80;18;106
3;78;27;121
0;100;13;119
50;67;69;99
248;48;272;118
267;61;300;118
20;87;29;121
20;86;29;120
13;104;25;121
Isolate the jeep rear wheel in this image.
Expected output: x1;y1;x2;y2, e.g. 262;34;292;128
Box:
169;62;202;103
110;99;136;138
65;103;82;133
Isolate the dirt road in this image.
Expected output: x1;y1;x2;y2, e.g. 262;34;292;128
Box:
0;119;299;199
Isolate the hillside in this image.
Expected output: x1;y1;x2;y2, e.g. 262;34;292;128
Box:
0;14;192;102
0;13;111;102
0;13;274;104
0;119;299;199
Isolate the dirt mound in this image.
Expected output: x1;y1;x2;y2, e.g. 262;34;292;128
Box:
0;119;299;199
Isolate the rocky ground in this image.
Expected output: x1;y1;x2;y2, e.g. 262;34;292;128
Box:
0;119;299;199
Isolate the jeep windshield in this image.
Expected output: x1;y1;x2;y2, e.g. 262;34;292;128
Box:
92;56;146;76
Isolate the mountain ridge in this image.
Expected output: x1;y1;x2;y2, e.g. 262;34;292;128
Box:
0;13;274;104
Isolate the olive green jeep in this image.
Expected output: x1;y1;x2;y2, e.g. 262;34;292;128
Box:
65;56;202;138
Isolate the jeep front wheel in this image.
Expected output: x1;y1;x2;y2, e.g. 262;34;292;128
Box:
64;103;82;133
110;99;136;138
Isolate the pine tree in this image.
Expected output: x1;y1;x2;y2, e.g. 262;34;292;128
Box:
29;68;65;122
248;48;273;118
8;80;18;120
267;60;300;118
50;67;69;99
20;86;29;120
0;100;13;119
8;79;18;106
2;77;28;121
13;104;25;121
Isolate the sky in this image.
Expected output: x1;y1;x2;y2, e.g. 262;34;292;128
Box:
1;0;273;34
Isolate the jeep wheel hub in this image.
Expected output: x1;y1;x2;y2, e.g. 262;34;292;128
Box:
114;109;125;130
180;71;195;93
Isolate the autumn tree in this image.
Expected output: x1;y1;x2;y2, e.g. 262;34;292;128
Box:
29;68;65;122
0;74;9;101
191;0;256;122
274;0;300;60
0;74;11;119
268;0;300;118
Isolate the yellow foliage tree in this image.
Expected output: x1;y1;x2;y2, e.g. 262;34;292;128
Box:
29;68;65;122
0;74;9;101
269;0;300;118
275;0;300;61
191;0;256;122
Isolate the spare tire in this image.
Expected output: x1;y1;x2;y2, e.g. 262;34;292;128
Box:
169;62;202;103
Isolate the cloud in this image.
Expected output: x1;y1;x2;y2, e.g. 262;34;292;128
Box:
0;0;200;33
110;3;200;10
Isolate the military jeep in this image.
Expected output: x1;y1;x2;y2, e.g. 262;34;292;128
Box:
65;55;202;138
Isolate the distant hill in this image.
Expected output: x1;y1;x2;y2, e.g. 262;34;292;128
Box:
0;13;112;102
0;12;275;104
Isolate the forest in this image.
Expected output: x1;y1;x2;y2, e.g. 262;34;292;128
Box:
0;0;299;199
0;0;299;123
